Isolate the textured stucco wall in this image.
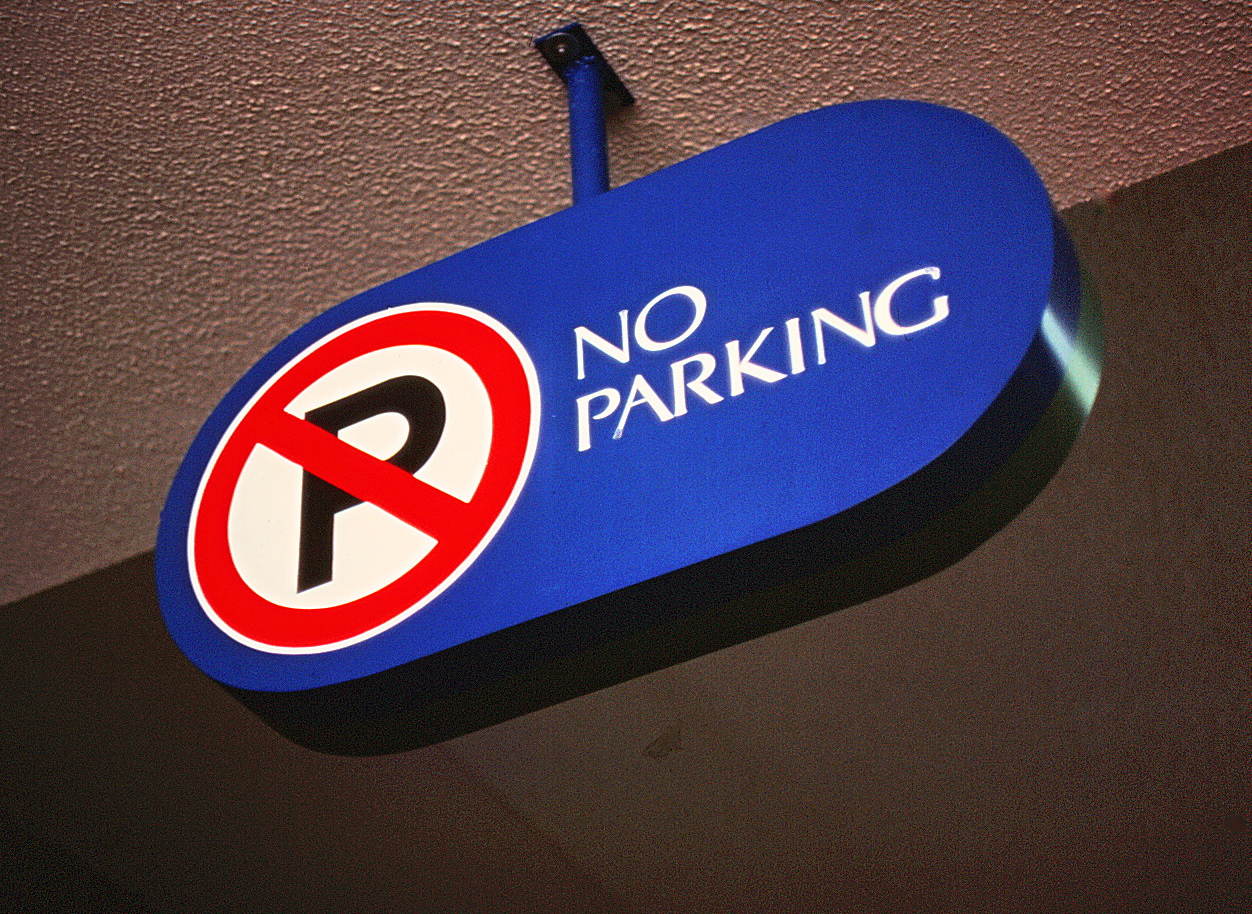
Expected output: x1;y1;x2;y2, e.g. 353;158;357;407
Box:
2;0;1250;604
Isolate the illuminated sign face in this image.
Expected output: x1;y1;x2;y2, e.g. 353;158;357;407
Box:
157;101;1100;753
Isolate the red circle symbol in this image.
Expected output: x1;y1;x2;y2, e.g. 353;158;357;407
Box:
187;304;540;653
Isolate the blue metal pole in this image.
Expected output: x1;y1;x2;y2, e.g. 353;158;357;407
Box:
566;57;610;203
534;24;633;206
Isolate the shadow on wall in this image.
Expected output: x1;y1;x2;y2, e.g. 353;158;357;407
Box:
1;825;152;914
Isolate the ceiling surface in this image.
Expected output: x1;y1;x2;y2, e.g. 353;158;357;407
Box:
2;0;1250;605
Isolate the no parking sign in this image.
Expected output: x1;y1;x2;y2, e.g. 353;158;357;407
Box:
185;305;538;653
157;102;1100;754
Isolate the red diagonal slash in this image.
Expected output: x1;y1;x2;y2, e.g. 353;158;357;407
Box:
258;408;468;545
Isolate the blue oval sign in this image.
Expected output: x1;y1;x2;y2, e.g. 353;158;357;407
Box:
157;101;1100;752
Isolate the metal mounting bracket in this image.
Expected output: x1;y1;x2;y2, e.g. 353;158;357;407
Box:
534;23;634;203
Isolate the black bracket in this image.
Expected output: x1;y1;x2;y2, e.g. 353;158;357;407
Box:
534;23;635;111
